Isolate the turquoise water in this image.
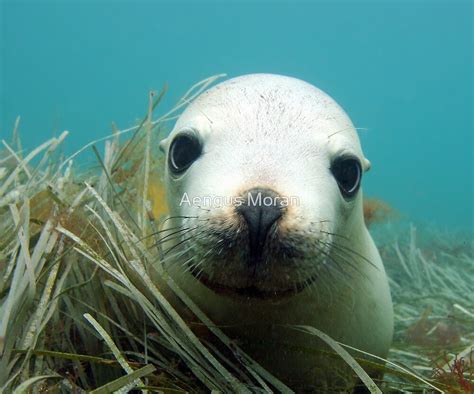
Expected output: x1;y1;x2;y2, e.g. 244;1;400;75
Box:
1;1;472;233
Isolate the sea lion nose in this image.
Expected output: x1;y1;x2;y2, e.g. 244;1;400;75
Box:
236;188;283;265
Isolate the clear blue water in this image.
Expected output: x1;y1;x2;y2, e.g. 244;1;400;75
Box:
1;1;472;233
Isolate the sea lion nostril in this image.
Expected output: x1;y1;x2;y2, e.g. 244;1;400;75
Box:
236;188;283;265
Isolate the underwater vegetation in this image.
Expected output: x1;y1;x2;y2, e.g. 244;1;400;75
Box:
378;224;473;393
0;77;473;393
363;199;397;228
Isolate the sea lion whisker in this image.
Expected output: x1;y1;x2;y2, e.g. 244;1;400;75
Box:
161;235;199;257
292;267;307;294
183;247;214;276
181;256;201;275
307;247;337;303
193;265;206;281
187;260;203;276
159;214;200;228
188;257;209;278
322;251;360;291
150;228;200;256
319;229;350;241
156;226;199;244
193;204;212;213
315;241;355;282
317;239;368;280
327;126;368;139
328;240;378;270
164;228;214;262
122;225;188;248
159;245;194;267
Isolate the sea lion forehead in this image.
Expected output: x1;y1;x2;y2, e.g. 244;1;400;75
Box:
202;73;332;106
173;74;355;138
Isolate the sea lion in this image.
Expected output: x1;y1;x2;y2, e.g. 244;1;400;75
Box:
158;74;393;390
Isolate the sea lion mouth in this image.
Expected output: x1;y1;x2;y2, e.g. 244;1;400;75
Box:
191;270;318;301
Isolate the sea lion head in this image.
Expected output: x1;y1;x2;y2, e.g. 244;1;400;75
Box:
159;74;372;299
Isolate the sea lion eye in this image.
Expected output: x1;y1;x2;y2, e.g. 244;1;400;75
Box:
331;157;362;198
168;133;202;174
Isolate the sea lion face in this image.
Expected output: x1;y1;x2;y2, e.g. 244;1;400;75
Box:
160;74;371;299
